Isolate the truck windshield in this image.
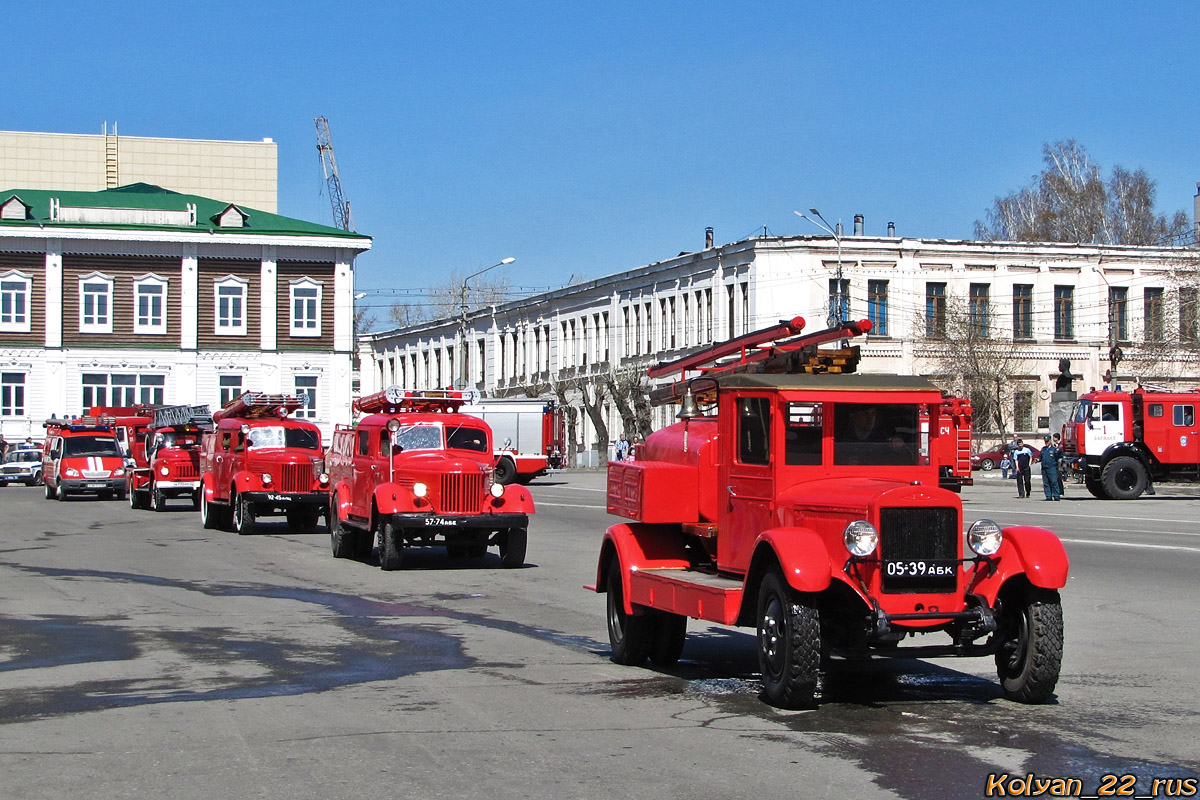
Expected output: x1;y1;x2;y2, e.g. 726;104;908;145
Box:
62;436;122;458
833;403;919;466
246;426;321;450
446;425;489;453
1071;400;1091;423
392;424;443;452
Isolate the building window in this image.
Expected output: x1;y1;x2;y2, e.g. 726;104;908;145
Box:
828;278;850;326
1144;287;1164;343
1014;390;1035;432
79;274;114;334
1180;287;1199;343
1;372;25;416
219;375;243;408
294;375;318;419
134;275;168;334
1013;284;1033;339
82;373;164;407
1054;285;1074;340
867;280;889;336
925;282;947;337
290;279;322;337
1108;286;1128;342
0;272;31;333
214;277;248;336
969;283;990;338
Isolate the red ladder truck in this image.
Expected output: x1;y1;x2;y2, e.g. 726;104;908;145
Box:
592;316;1068;708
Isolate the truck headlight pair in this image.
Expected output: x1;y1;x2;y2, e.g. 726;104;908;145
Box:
842;518;1003;558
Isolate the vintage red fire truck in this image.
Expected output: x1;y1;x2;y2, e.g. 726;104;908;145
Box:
936;395;974;492
594;316;1068;708
326;387;536;570
1062;385;1200;499
127;405;212;511
465;396;565;484
199;393;328;534
42;416;128;501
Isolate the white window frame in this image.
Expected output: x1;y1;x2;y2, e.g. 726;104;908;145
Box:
0;271;32;333
134;274;169;335
219;374;244;409
294;375;318;419
289;278;322;337
79;272;114;334
1;371;25;416
82;373;165;407
214;276;248;336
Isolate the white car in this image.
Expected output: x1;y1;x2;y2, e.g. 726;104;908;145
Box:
0;448;43;486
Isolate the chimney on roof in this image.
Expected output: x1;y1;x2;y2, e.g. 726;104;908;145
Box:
887;221;896;237
853;214;864;236
705;226;714;249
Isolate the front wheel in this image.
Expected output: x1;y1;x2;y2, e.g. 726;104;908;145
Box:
1101;456;1148;500
233;493;255;535
329;494;354;558
499;527;527;568
56;482;68;502
995;587;1063;703
379;520;405;571
757;569;821;709
979;457;995;471
605;555;653;666
44;480;57;500
150;488;165;512
494;458;517;485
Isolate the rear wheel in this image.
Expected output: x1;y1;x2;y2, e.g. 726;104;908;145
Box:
494;457;516;485
1084;473;1107;499
995;587;1063;703
605;555;653;666
1101;456;1148;500
979;457;995;471
649;612;687;667
379;520;405;570
499;527;527;568
757;568;821;709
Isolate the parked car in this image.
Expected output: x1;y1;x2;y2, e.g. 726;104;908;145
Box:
973;443;1040;471
0;448;44;486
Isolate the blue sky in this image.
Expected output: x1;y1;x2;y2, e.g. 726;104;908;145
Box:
6;1;1199;320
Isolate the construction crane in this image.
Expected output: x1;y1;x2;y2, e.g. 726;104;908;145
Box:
315;117;353;231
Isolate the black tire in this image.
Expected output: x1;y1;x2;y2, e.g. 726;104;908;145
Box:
605;555;653;666
494;457;517;485
191;492;201;511
379;519;405;571
757;568;821;709
979;458;995;471
499;527;527;568
201;491;220;529
44;480;56;500
648;612;687;667
128;486;141;509
329;494;354;558
233;493;255;535
56;482;68;502
995;587;1063;703
1101;456;1148;500
1084;473;1107;499
150;488;165;512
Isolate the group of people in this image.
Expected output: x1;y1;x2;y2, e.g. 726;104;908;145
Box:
0;434;37;459
1001;433;1065;500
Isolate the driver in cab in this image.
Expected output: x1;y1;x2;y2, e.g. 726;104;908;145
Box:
834;404;913;465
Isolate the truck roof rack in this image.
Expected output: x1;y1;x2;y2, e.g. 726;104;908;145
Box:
353;387;466;415
212;393;304;421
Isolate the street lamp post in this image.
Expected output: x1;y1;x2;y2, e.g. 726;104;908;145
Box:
459;257;515;389
795;208;844;326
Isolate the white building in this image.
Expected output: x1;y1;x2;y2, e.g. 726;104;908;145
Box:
361;231;1198;465
0;183;370;442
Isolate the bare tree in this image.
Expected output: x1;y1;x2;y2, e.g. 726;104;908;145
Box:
603;363;655;441
384;271;513;330
576;377;610;466
975;140;1190;245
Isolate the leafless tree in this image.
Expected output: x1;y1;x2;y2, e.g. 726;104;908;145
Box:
384;271;513;330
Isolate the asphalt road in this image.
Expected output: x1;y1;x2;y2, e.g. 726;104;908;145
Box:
0;472;1197;800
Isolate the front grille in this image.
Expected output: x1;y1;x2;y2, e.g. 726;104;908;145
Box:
879;507;959;594
278;463;312;493
171;462;199;480
439;473;482;514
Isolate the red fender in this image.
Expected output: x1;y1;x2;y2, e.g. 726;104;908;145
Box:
754;528;834;593
331;481;355;521
971;525;1070;597
485;483;536;514
200;473;221;502
596;523;691;614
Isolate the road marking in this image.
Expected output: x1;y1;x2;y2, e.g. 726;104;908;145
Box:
1060;537;1200;554
535;502;608;510
970;505;1199;528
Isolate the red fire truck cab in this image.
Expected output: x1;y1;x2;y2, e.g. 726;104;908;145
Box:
326;387;536;570
127;405;212;511
42;416;128;501
595;316;1069;709
1063;386;1200;499
199;393;328;534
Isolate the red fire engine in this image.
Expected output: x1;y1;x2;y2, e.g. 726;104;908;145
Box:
199;393;328;534
593;316;1068;708
465;397;566;484
42;416;128;501
126;405;213;511
326;387;536;570
1062;385;1200;499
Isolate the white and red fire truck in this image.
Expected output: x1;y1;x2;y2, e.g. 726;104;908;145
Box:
593;316;1068;709
42;416;128;501
326;387;536;570
199;393;328;534
1062;385;1200;499
463;396;565;485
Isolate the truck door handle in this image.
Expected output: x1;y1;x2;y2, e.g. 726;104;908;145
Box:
727;486;736;498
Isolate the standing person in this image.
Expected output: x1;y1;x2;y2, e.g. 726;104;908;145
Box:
1012;439;1033;498
1040;435;1062;500
1052;432;1066;495
614;433;629;461
0;433;7;460
1000;452;1012;479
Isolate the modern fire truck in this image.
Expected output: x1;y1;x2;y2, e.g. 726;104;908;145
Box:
326;387;536;570
1062;385;1200;499
199;393;328;534
42;416;128;501
127;405;213;511
937;395;974;492
464;397;565;485
594;316;1068;708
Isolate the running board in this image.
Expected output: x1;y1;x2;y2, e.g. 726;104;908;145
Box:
629;568;744;626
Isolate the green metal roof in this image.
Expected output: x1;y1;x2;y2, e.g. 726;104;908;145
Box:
0;183;370;241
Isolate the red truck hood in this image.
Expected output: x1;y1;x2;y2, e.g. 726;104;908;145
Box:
782;476;959;516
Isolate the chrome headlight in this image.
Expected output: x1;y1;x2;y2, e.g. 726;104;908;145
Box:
412;481;428;498
968;519;1003;556
160;466;170;477
261;472;273;485
490;482;505;499
843;520;879;557
318;472;329;485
